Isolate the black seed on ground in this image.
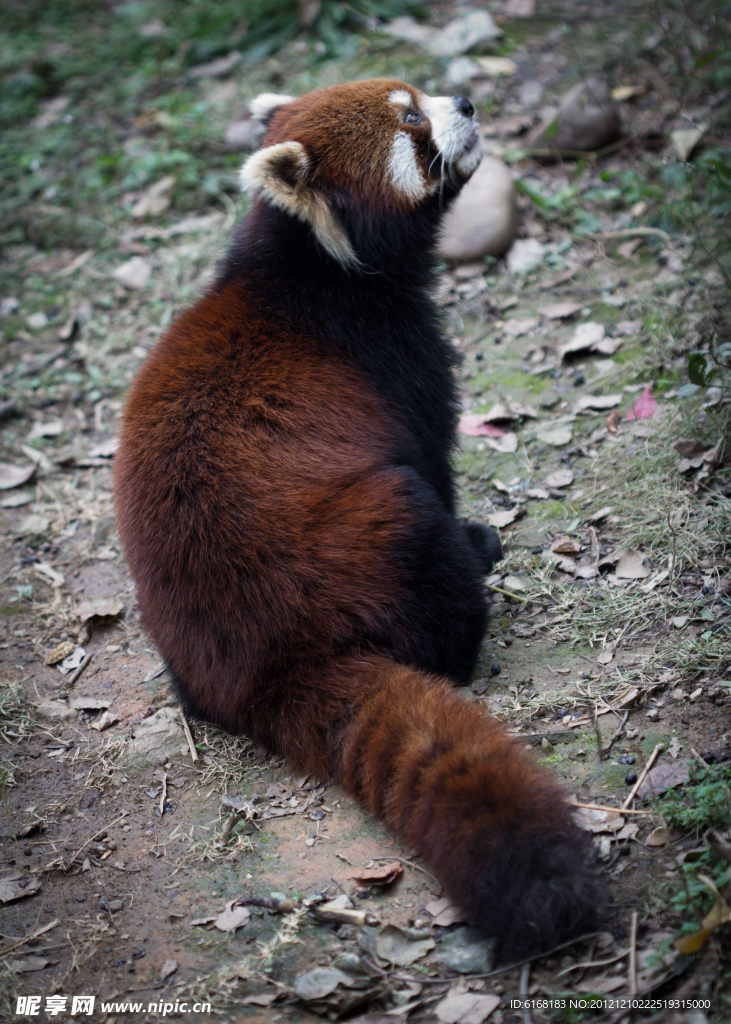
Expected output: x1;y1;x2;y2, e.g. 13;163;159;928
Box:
490;663;501;676
625;772;637;785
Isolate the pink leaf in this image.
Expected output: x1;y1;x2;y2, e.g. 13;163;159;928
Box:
458;415;507;437
626;387;656;421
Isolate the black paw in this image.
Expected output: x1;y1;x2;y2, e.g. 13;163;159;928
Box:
463;522;502;575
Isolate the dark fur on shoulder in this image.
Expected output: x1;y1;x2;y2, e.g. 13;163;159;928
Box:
115;78;604;962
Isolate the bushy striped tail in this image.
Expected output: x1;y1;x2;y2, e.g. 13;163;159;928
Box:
335;658;604;962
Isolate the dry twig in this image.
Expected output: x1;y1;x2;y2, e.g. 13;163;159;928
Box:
622;743;663;810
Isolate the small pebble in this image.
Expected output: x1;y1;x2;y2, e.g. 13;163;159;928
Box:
490;663;501;676
618;755;635;765
573;372;585;386
625;772;637;785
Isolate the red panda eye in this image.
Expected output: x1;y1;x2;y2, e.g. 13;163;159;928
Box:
404;111;422;125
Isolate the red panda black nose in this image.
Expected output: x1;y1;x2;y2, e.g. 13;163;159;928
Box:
453;95;475;118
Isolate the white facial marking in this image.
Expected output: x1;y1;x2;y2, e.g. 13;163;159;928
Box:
420;95;478;164
389;132;427;199
388;89;413;107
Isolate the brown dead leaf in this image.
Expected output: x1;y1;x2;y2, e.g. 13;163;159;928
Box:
486;505;524;528
426;897;467;927
436;991;500;1023
615;548;651;579
160;958;178;980
674;893;731;953
90;710;119;732
596;650;614;665
350;861;403;886
375;924;434;966
214;902;251;933
572;808;625;833
45;641;76;666
0;874;42;902
614;822;639;842
637;760;690;800
551;535;581;555
646;826;674;847
607;411;621;435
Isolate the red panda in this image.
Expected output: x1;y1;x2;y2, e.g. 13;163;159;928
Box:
114;78;603;961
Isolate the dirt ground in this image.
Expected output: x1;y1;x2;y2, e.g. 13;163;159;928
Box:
1;2;730;1022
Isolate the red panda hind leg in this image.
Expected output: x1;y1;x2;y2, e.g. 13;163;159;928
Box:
332;658;604;963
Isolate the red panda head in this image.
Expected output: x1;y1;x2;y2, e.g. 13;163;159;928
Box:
239;79;482;268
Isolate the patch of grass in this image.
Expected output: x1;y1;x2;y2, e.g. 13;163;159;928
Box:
190;724;260;794
0;678;34;747
653;762;731;835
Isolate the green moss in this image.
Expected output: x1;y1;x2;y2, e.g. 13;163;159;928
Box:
613;344;645;364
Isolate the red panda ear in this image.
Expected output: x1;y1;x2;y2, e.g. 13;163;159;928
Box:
249;93;296;124
239;142;360;269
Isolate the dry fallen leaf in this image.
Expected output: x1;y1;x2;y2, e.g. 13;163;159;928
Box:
0;462;35;490
637;760;690;800
0;873;42;903
537;301;580;319
45;640;76;666
436;991;500;1024
349;861;403;886
550;535;581;555
576;393;623;411
575;977;625;994
9;956;50;974
545;469;574;488
458;414;507;437
646;826;675;847
78;597;124;623
560;321;605;358
596;650;614;665
214;902;251;933
375;924;435;966
90;710;120;732
572;808;625;833
502;317;538;337
483;431;519;454
486;505;524;528
674;892;731;954
426;897;467;927
160;958;178;980
626;386;656;421
614;548;651;579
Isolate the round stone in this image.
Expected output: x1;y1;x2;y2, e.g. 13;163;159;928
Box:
439;156;518;261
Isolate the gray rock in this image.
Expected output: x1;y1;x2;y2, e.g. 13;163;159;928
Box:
530;75;621;154
438;927;495;973
294;967;355;1001
506;237;545;274
125;707;186;767
439;157;517;261
37;699;75;721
